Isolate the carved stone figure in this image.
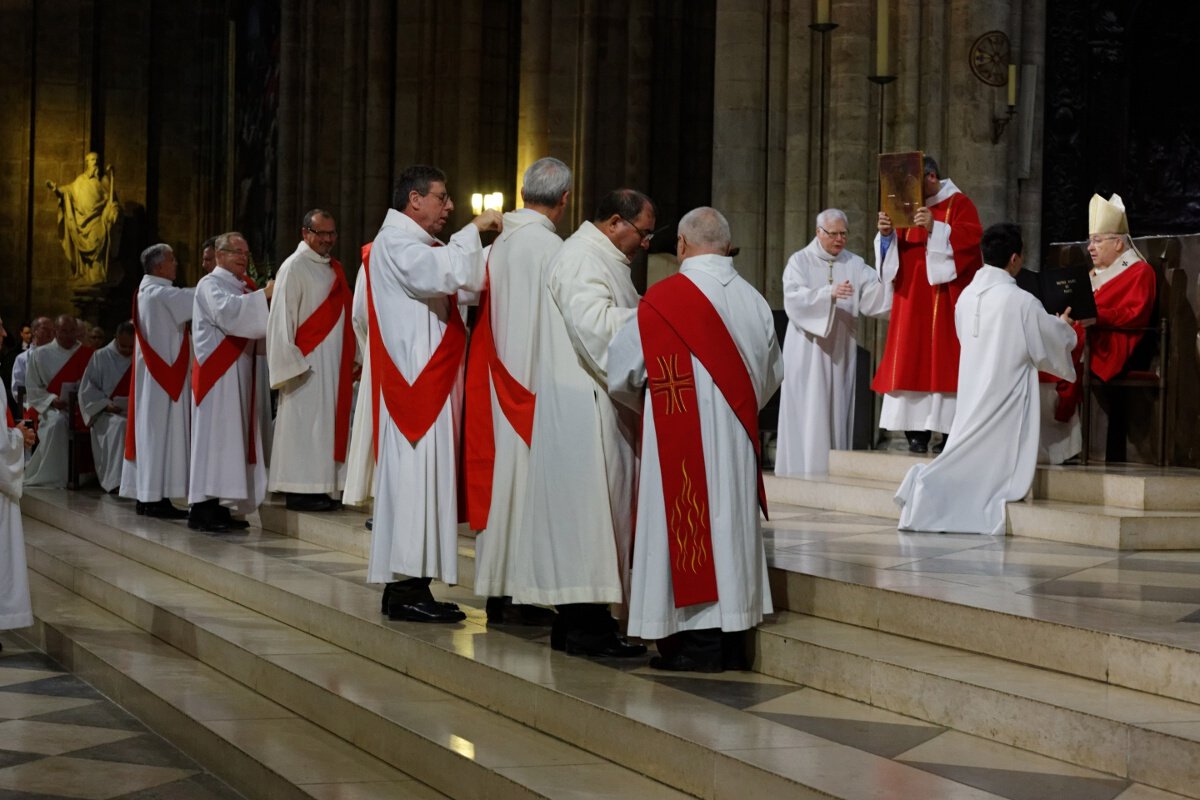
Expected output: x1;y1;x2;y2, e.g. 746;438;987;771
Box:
46;152;122;286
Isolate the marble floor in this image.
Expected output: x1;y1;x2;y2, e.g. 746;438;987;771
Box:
0;633;243;800
12;485;1200;799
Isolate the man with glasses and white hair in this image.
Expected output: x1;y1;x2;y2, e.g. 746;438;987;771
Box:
188;232;274;532
1044;193;1156;462
775;208;891;476
511;188;656;659
266;209;353;512
464;157;571;626
120;243;194;518
872;155;983;455
364;165;502;624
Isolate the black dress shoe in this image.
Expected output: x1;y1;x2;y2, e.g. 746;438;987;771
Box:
564;631;647;658
136;501;147;515
932;436;948;455
649;652;724;673
486;597;557;626
365;517;373;531
188;517;230;533
907;438;928;454
388;599;466;623
285;493;340;512
214;507;250;529
145;500;188;519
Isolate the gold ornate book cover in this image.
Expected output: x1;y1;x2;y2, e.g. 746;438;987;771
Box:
879;151;923;227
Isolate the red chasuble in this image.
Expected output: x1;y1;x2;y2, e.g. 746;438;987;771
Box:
639;274;767;609
292;258;355;463
871;191;983;395
124;289;192;460
362;243;467;456
24;345;94;431
1053;261;1156;421
462;258;537;530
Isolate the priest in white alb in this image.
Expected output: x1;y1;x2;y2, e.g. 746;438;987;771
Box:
511;189;656;659
188;232;274;532
267;209;354;511
463;157;570;626
24;316;92;488
364;165;501;624
342;248;375;513
1;316;38;646
120;243;193;519
896;223;1076;535
775;209;891;476
609;207;782;672
78;321;133;492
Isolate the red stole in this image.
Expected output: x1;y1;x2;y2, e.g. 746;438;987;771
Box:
362;243;467;456
639;274;767;609
125;288;192;459
24;345;93;431
191;278;259;464
111;366;131;398
292;257;355;463
463;258;537;530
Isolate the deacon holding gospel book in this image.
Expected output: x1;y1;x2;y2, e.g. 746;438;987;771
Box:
870;155;983;454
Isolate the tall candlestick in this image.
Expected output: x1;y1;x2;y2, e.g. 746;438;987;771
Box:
1007;64;1018;106
876;0;889;76
815;0;830;25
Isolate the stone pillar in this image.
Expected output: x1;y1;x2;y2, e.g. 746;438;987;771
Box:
516;0;552;205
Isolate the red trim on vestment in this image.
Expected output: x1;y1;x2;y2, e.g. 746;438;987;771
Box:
293;258;355;463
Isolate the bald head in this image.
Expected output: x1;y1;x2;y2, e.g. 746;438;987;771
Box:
676;206;732;263
54;315;78;349
31;316;54;346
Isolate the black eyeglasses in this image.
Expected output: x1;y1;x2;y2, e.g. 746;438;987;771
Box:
819;226;849;239
426;191;452;205
620;217;657;242
306;227;338;238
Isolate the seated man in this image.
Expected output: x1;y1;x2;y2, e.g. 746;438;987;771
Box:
79;322;134;492
895;223;1075;535
24;316;92;488
609;207;783;672
1042;193;1156;463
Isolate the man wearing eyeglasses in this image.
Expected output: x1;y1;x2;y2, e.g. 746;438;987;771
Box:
872;155;983;455
776;209;892;476
511;188;655;659
187;232;275;532
1044;193;1156;462
265;209;352;512
365;165;502;624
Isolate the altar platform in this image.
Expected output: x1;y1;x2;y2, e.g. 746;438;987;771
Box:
7;453;1200;799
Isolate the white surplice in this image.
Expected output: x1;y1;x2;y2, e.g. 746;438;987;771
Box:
266;241;348;494
119;276;194;503
188;267;270;515
511;221;640;606
78;341;130;492
609;254;783;638
366;210;483;585
895;266;1076;534
473;208;562;598
342;265;374;507
775;239;891;476
1;379;32;631
24;341;84;489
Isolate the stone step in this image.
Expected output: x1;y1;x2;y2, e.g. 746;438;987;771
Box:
24;488;1115;800
826;450;1200;511
21;516;693;800
763;472;1200;550
22;570;451;800
753;611;1200;798
767;555;1200;710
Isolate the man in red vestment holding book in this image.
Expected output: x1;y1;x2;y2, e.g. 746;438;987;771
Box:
871;156;983;454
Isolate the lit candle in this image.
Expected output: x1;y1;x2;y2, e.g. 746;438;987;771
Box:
471;193;484;215
875;0;889;75
1007;64;1017;107
815;0;830;25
